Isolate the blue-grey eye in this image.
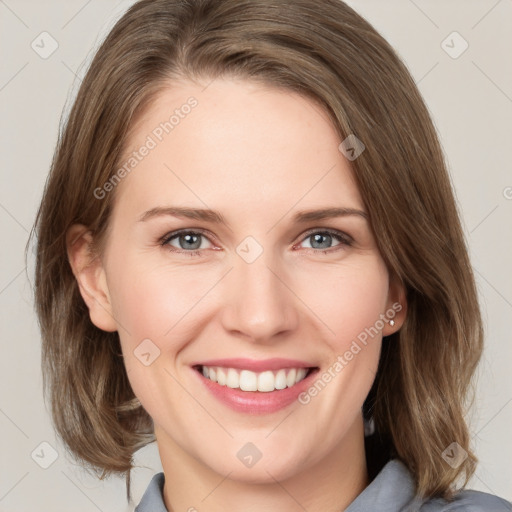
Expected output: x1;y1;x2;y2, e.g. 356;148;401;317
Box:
301;231;346;250
164;231;212;251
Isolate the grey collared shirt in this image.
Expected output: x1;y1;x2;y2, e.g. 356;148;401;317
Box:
135;459;511;511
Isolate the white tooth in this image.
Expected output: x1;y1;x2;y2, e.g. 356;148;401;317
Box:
226;368;239;389
286;368;297;388
295;368;307;384
257;370;276;392
202;365;308;391
216;367;226;386
239;370;258;391
274;369;287;389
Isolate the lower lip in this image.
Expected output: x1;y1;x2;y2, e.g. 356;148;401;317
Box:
193;367;319;415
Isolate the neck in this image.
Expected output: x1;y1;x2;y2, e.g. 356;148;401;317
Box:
156;416;369;512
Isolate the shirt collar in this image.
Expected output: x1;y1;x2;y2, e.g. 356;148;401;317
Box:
345;459;424;512
135;459;423;512
135;472;167;512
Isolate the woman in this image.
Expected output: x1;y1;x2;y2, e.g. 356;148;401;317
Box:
31;0;511;510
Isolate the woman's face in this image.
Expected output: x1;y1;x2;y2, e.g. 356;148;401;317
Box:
87;78;404;482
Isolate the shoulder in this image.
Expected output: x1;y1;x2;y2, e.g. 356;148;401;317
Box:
420;489;512;512
346;459;510;512
346;459;511;512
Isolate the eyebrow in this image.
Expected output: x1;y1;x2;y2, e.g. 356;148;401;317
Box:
137;206;368;225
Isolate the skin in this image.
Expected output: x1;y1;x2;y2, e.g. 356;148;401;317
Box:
67;78;406;512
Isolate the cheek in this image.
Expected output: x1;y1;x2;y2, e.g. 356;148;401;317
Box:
105;252;224;407
292;261;388;445
107;252;213;343
294;256;390;349
106;256;206;420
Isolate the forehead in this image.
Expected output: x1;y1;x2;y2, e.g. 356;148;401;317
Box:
112;78;363;222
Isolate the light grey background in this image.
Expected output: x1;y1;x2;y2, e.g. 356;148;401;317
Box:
0;0;511;510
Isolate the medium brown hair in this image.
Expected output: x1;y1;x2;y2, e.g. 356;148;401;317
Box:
30;0;483;502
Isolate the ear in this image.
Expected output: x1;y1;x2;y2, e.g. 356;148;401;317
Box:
66;224;117;332
382;272;407;337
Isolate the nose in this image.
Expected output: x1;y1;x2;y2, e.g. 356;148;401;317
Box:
219;251;299;344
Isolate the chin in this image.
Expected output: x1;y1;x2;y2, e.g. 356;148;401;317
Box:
200;442;315;484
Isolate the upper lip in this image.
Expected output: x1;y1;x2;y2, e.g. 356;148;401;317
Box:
192;358;316;372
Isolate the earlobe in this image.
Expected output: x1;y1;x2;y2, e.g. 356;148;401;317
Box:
383;273;407;336
66;224;117;332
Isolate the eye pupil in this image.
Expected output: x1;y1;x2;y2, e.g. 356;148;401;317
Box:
181;233;201;250
311;233;331;249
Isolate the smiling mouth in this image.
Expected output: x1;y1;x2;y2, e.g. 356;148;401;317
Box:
193;365;318;392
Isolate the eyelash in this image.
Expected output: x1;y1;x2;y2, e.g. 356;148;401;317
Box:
159;228;353;257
